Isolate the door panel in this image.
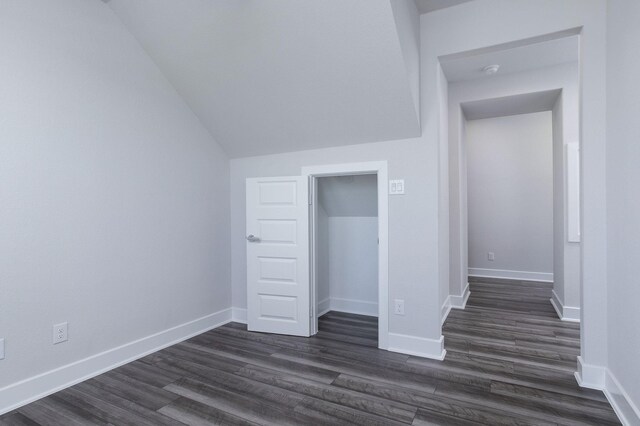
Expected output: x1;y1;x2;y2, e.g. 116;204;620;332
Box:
246;176;310;336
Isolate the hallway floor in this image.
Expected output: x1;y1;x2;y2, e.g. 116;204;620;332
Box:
0;279;620;425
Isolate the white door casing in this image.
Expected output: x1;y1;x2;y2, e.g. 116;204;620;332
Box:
246;176;310;336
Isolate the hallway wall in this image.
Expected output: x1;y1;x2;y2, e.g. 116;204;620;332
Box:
466;112;553;278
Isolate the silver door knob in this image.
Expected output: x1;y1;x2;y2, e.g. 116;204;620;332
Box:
246;234;261;242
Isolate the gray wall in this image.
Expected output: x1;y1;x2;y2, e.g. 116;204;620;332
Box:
466;112;553;275
606;0;640;417
0;0;230;389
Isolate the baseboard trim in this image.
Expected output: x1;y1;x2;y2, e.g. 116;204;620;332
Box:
327;297;378;317
575;356;606;390
450;283;470;309
317;298;331;317
550;290;581;322
0;308;232;416
388;333;446;360
231;307;247;324
604;369;640;426
441;296;452;325
468;268;553;282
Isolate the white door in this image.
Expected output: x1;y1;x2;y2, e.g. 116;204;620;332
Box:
246;176;310;336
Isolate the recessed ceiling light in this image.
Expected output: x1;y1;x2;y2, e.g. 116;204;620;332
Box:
482;64;500;75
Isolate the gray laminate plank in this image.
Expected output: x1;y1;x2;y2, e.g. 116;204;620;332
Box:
0;412;41;426
159;397;258;426
234;364;417;423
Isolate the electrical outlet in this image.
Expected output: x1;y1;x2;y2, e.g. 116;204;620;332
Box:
488;252;495;261
0;338;4;360
53;322;68;344
394;299;405;315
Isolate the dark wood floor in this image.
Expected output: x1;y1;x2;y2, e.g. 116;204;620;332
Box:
1;277;620;425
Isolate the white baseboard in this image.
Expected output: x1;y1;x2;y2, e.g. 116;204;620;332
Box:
468;268;553;282
316;298;331;317
604;369;640;426
441;296;452;325
550;290;581;322
442;283;470;325
231;307;247;324
0;308;232;416
575;356;606;390
388;333;446;360
327;297;378;317
450;283;470;309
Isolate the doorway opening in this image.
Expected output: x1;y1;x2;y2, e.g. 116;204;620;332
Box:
303;161;389;350
439;31;582;376
314;174;379;346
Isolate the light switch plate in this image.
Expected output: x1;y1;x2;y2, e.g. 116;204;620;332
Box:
389;179;405;195
0;338;5;360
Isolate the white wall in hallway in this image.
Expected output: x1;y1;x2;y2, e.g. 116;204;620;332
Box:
466;112;553;276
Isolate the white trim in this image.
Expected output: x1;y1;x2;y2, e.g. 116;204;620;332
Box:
575;356;606;390
450;282;470;309
231;307;247;324
468;268;553;282
441;296;452;325
329;298;378;317
550;290;581;322
317;298;331;317
0;308;232;416
566;143;581;243
604;369;640;426
302;161;389;350
388;333;446;360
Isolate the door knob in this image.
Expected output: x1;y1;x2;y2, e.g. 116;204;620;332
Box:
246;234;261;243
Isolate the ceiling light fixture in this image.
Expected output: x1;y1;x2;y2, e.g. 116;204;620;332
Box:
482;64;500;75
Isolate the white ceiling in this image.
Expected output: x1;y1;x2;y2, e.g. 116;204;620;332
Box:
108;0;421;158
318;175;378;217
441;35;579;83
413;0;473;14
461;89;561;121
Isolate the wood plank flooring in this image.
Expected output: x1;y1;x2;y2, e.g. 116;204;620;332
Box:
0;277;620;425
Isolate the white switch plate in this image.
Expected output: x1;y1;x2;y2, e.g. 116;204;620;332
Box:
53;322;68;344
488;252;495;261
389;179;405;195
0;338;4;360
394;299;405;315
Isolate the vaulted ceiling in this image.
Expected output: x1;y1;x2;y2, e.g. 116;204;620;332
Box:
413;0;473;14
107;0;422;158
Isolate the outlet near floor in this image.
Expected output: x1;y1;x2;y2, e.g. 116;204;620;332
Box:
53;322;68;344
394;299;405;315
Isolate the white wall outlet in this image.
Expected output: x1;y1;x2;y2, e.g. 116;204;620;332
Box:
488;252;495;261
394;299;405;315
389;179;405;195
0;338;4;360
53;322;68;344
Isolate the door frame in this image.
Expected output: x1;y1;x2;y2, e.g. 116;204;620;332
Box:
302;161;389;350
